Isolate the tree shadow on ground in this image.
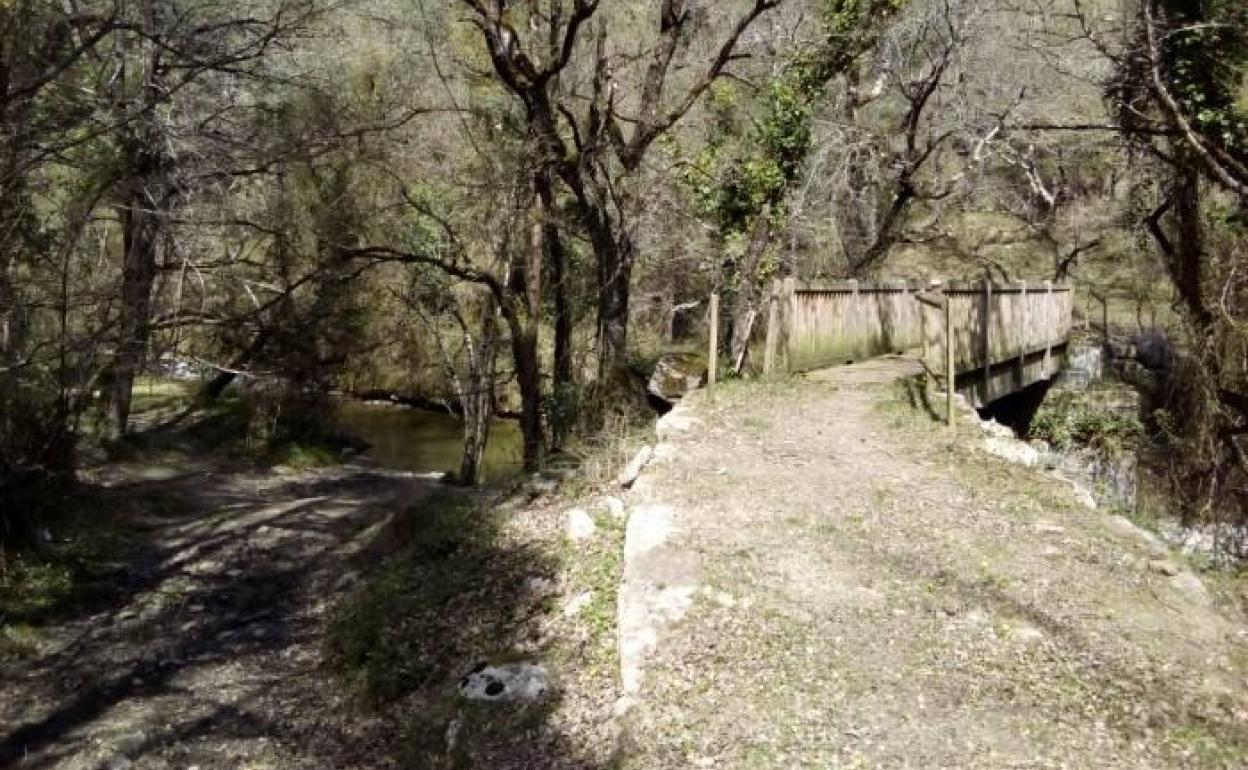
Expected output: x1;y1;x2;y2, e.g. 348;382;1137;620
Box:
327;489;610;769
895;375;942;422
0;464;610;769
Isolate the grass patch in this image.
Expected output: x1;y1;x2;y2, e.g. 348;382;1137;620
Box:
561;511;625;661
0;509;142;627
268;441;340;470
328;485;627;767
0;621;42;660
1164;724;1248;769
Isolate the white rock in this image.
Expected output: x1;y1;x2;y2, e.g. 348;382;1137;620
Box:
624;504;675;558
612;696;637;718
1148;558;1180;577
528;475;558;496
1010;625;1045;643
1170;572;1211;606
656;408;702;441
982;436;1039;467
978;419;1015;439
565;508;596;541
525;576;557;596
651;442;678;463
600;496;626;521
617;446;653;488
459;663;551;703
1074;488;1098;509
112;731;146;756
101;754;132;770
563;590;594;618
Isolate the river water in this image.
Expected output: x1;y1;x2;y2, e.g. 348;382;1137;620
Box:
333;401;524;481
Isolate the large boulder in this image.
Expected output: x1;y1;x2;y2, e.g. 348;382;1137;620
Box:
647;353;708;404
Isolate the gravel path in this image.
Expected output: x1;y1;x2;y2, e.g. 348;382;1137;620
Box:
620;358;1248;769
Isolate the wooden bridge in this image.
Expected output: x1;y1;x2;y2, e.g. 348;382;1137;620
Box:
758;278;1074;408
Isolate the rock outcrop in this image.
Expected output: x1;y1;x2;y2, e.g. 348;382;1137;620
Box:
647;353;707;404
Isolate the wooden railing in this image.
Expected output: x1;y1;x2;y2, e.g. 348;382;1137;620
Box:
919;280;1073;378
768;279;925;373
756;279;1074;401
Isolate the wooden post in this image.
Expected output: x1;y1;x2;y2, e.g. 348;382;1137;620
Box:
783;277;798;374
923;280;941;396
945;289;955;427
1043;280;1053;376
920;288;932;394
763;279;780;378
1101;290;1108;350
708;292;719;390
981;277;991;406
1017;280;1028;389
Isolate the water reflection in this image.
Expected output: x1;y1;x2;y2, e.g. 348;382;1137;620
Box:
334;401;523;481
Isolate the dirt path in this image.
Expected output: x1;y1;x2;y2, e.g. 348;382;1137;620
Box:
620;358;1248;769
1;462;435;769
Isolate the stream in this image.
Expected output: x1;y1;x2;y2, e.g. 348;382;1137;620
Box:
333;400;524;481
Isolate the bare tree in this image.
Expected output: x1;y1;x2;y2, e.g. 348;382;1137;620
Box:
456;0;784;389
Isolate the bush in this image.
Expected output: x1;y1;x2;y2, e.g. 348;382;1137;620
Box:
1030;398;1145;454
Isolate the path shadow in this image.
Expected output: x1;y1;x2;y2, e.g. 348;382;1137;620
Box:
1;467;610;769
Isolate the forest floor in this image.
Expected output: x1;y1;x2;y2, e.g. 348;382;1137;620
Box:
0;417;624;769
618;357;1248;770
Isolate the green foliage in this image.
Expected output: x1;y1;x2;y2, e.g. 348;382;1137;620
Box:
1030;398;1144;454
686;0;909;241
1158;0;1248;157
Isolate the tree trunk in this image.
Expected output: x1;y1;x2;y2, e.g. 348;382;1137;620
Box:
1170;149;1213;331
459;300;498;486
106;183;161;437
198;331;269;403
729;204;773;375
509;322;544;472
502;213;547;473
104;0;170;438
536;172;575;451
587;214;633;388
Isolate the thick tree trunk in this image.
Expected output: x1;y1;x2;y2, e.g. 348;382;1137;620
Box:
104;0;170;438
106;185;161;437
1170;151;1212;331
536;172;574;450
729;204;773;375
501;213;547;473
588;216;633;388
510;325;544;472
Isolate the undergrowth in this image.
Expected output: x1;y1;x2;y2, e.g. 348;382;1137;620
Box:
327;489;556;704
1029;393;1144;454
